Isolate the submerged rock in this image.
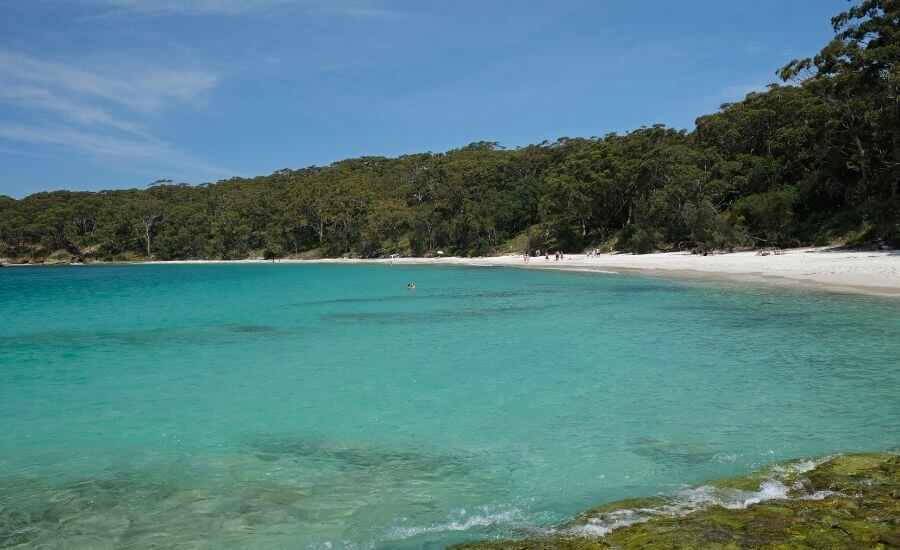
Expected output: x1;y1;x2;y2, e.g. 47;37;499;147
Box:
453;453;900;549
629;437;718;466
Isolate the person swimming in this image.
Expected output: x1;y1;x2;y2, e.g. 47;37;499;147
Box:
408;283;415;289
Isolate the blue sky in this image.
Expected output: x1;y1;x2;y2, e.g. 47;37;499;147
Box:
0;0;847;198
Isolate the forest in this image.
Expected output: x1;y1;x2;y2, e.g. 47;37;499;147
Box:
0;1;897;262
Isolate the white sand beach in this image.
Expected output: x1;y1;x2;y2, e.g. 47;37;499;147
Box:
299;247;900;297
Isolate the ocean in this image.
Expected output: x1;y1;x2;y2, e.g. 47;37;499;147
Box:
1;264;898;548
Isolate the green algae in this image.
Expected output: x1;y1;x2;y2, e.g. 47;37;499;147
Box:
454;453;900;550
705;471;769;492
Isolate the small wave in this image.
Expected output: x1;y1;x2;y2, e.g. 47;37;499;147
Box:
383;456;845;543
565;456;840;538
386;505;532;540
770;456;828;476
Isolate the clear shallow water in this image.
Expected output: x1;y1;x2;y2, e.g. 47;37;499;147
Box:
1;264;898;548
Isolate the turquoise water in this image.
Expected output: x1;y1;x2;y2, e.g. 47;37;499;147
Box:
1;264;898;548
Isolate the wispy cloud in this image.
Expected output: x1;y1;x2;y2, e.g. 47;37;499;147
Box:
0;123;229;177
0;85;150;137
0;51;230;178
0;52;217;111
0;123;166;157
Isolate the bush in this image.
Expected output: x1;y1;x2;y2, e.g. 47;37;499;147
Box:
730;186;799;246
616;224;660;254
262;247;281;260
512;225;549;254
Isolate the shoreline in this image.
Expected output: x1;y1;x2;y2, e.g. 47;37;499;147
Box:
4;247;898;298
454;452;900;549
305;252;900;298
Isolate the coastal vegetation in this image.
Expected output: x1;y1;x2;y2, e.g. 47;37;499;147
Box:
453;453;900;549
1;1;897;262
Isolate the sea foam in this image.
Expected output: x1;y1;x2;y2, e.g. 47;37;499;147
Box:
386;506;530;540
565;456;840;537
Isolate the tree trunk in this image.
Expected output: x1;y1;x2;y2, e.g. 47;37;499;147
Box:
853;135;868;186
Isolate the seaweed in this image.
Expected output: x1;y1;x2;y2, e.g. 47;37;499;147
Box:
453;453;900;549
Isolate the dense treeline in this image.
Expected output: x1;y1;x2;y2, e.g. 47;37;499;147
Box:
1;1;897;262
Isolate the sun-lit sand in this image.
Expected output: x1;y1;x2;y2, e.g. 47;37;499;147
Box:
420;247;900;296
137;246;900;297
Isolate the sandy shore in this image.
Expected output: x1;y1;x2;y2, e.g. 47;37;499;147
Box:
136;246;899;297
8;246;897;297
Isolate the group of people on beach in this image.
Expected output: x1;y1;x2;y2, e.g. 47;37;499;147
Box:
756;247;784;256
524;249;565;263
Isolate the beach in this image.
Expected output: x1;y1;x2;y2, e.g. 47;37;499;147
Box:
133;246;900;297
444;247;900;297
10;246;897;296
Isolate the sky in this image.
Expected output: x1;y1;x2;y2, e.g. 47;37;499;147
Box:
0;0;849;198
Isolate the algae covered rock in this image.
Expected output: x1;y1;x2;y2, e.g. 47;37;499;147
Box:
454;453;900;549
